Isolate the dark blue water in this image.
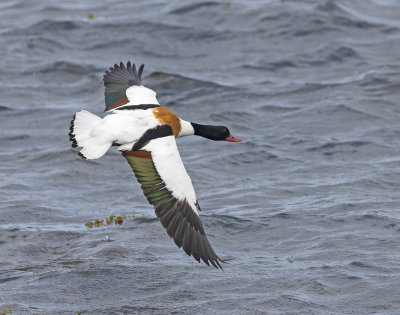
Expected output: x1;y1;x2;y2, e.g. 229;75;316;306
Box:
1;0;400;313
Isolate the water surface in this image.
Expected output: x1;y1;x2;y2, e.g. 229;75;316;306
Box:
1;0;400;313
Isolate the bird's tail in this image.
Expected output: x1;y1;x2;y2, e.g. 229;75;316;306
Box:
69;110;112;159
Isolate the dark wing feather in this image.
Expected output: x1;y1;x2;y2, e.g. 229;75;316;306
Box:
122;150;224;269
103;61;145;111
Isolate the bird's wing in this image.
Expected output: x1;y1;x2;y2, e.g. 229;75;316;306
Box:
103;61;159;112
122;130;223;269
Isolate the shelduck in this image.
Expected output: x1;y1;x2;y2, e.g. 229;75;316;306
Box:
69;62;242;269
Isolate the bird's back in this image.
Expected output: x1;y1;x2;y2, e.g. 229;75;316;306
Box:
96;109;160;149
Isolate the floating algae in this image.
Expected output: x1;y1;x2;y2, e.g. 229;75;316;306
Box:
94;219;103;227
84;214;135;228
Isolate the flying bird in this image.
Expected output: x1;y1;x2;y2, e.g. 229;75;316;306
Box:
69;62;242;269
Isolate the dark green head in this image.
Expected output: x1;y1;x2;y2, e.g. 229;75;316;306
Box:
191;123;242;142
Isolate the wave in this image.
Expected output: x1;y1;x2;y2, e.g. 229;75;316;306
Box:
257;104;301;114
25;61;97;76
208;111;257;123
0;105;12;111
170;2;221;14
30;19;82;32
0;134;30;141
298;46;359;67
306;140;371;152
148;71;234;98
281;103;382;122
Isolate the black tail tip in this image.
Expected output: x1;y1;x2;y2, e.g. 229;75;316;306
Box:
78;152;86;160
69;114;77;147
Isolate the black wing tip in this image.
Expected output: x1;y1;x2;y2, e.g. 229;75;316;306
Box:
214;256;226;270
103;61;145;87
156;198;225;270
195;254;225;270
201;239;225;271
182;245;225;270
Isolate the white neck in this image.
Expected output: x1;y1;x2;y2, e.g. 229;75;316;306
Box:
177;119;194;138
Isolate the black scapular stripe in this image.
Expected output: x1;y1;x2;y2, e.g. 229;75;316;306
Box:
116;104;160;111
131;125;173;151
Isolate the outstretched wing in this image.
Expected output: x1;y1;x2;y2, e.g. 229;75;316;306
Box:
103;61;158;112
122;134;223;269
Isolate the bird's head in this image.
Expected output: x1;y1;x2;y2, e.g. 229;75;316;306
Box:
191;123;242;142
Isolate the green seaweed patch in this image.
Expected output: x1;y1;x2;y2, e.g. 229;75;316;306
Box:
85;214;136;228
94;219;103;227
1;309;12;315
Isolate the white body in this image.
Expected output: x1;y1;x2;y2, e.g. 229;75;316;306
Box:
72;108;198;212
74;108;196;157
73;109;159;158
